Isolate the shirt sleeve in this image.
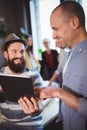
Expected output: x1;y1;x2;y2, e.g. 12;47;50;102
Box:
55;67;63;75
31;70;43;87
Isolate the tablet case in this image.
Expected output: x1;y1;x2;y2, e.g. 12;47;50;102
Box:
0;74;34;102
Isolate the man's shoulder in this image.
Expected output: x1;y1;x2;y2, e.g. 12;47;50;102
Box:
24;67;40;76
25;67;38;72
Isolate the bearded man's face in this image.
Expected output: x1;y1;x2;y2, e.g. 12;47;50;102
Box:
4;42;26;73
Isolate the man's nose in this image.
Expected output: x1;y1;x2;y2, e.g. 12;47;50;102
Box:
16;52;23;58
52;31;58;39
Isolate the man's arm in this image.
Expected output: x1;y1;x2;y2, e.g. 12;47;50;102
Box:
57;88;78;111
48;72;58;86
39;86;78;111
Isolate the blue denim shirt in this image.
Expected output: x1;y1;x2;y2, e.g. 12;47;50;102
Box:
62;39;87;130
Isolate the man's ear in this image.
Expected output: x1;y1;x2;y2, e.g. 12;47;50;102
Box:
3;51;8;60
71;16;79;29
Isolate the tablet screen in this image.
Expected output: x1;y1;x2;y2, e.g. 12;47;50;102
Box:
0;74;34;102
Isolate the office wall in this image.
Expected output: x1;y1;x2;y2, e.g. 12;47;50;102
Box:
0;0;31;36
0;0;32;68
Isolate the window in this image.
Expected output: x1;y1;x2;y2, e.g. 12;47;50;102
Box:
29;0;60;60
39;0;60;51
29;0;87;60
81;0;87;30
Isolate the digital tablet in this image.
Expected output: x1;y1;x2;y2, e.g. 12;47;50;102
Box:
0;74;34;102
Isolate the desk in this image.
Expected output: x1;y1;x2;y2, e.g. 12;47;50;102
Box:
41;81;59;127
42;98;59;127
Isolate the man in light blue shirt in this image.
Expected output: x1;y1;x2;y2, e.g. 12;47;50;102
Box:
38;1;87;130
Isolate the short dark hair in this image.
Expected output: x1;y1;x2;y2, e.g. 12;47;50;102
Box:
52;1;85;27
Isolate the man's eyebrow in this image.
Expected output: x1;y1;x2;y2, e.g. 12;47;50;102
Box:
52;27;59;30
11;48;25;51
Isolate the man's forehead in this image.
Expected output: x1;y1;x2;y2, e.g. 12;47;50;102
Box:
51;7;62;17
7;42;26;51
9;42;25;47
50;10;66;29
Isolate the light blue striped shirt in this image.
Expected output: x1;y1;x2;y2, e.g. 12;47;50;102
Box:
62;39;87;130
0;67;43;129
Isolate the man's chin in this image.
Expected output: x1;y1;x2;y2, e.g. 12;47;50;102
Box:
8;58;26;73
9;65;25;73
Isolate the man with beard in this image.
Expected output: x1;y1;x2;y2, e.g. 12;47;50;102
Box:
0;33;44;130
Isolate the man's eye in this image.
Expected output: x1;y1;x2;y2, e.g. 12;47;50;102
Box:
21;50;24;54
13;50;17;53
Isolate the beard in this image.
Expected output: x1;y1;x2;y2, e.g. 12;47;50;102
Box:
8;57;26;73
